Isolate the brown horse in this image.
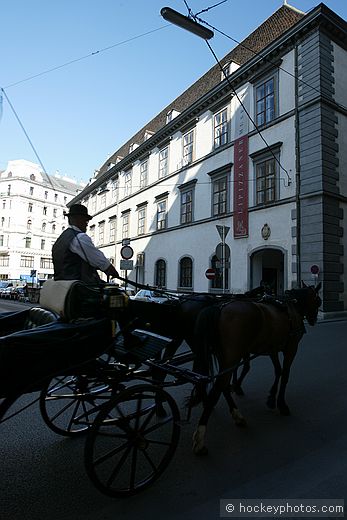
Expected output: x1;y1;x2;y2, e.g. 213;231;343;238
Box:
192;282;322;455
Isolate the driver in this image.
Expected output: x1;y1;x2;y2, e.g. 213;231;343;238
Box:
52;204;119;285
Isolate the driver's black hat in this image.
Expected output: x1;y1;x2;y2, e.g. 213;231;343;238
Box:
65;204;92;220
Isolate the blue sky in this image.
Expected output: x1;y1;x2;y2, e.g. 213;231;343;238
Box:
1;0;346;184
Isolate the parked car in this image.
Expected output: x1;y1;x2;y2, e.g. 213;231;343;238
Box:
131;289;168;303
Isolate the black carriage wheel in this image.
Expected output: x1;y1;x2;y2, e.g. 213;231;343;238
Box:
84;384;180;497
39;375;113;436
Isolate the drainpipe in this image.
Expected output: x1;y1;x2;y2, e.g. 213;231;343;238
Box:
294;44;301;288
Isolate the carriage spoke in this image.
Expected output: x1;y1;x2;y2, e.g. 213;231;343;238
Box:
93;440;131;467
105;446;132;488
129;446;138;491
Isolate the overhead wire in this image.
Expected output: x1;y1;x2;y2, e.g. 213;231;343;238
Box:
3;25;170;90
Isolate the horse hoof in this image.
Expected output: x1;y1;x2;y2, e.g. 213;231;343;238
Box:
193;445;208;456
267;397;276;409
231;384;245;396
231;409;247;427
278;405;291;416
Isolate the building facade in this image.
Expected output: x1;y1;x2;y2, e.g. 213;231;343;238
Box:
0;160;84;282
71;3;347;317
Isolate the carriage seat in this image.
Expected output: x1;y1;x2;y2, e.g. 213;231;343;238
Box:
23;307;59;329
0;307;59;338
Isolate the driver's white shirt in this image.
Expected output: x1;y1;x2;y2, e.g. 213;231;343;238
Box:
68;225;110;271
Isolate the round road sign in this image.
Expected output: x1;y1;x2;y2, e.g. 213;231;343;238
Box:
120;245;134;260
310;264;320;275
205;268;216;280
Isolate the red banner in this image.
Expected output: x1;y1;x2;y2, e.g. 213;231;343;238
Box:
233;136;249;238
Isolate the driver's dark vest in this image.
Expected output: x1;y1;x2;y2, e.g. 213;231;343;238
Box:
52;228;101;284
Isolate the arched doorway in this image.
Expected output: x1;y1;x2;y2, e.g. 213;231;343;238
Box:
250;248;285;296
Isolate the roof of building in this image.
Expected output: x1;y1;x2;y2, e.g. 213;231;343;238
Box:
96;4;305;178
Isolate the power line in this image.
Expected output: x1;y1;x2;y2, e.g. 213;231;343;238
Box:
0;87;48;176
4;25;170;90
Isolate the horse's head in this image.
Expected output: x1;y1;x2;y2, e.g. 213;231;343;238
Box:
300;282;322;325
285;282;322;325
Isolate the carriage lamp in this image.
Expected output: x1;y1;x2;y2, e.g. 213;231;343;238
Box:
160;7;214;40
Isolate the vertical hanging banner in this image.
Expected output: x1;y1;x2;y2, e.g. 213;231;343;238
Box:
233;90;249;238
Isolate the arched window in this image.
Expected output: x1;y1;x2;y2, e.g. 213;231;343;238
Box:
27;219;32;230
211;254;229;291
30;174;36;181
52;224;56;233
179;257;193;289
155;259;166;288
42;222;46;232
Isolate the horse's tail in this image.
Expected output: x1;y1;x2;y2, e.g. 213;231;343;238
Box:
188;305;221;407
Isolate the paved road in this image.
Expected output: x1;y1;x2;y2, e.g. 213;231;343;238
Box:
0;302;346;519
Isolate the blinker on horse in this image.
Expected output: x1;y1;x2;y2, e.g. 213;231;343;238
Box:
192;282;322;456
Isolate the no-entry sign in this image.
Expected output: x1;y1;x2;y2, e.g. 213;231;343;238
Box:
205;268;216;280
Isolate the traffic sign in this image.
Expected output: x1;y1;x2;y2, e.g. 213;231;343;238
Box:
120;245;134;260
120;259;134;270
310;264;320;275
216;225;230;240
205;268;216;280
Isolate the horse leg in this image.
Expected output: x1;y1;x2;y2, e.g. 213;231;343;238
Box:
192;382;222;456
223;389;247;427
276;345;298;416
153;339;181;417
266;353;282;409
231;356;250;396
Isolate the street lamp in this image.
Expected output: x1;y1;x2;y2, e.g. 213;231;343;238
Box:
160;7;214;40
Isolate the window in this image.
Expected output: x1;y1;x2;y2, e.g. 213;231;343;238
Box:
27;219;32;230
1;217;4;227
53;208;57;218
91;196;96;213
255;157;277;205
183;129;194;164
43;206;47;215
122;213;130;239
136;253;145;285
28;203;33;213
179;257;193;289
100;193;106;209
7;185;11;196
111;179;119;200
44;191;48;200
30;174;36;181
159;147;169;178
211;254;229;290
156;199;167;230
212;175;228;216
41;239;45;250
109;219;116;243
255;76;276;127
64;196;67;204
52;224;56;233
214;108;228;148
140;160;148;189
155;259;166;288
0;235;3;246
137;206;146;235
180;183;195;224
98;222;105;245
124;170;132;197
0;254;9;267
29;186;34;195
89;225;95;242
54;193;58;202
25;237;31;248
42;222;46;232
40;257;53;269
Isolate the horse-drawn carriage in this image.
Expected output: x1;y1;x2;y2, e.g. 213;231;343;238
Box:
0;279;321;497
